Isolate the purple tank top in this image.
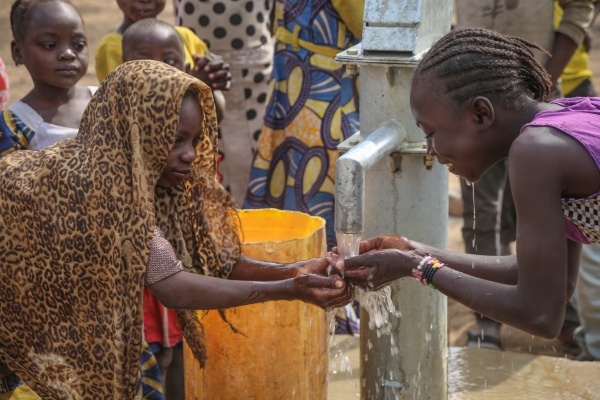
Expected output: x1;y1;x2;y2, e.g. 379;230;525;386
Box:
523;97;600;244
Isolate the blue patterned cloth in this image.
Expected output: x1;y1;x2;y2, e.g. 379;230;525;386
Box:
244;0;361;249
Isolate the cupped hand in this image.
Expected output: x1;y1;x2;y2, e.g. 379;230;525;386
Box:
191;53;232;90
332;234;414;256
289;274;353;309
289;257;343;278
335;249;416;291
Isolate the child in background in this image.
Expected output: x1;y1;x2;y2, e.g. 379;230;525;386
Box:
122;18;226;123
95;0;231;93
0;0;96;158
336;27;600;343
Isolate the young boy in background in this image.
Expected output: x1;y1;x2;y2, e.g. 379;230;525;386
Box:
95;0;231;94
123;18;226;122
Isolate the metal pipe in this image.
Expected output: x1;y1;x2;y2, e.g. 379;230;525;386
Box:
335;121;406;234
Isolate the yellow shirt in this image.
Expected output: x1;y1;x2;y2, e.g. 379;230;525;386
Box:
94;25;208;83
555;1;594;95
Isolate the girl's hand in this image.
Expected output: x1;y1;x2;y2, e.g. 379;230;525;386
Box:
332;234;415;256
191;53;232;90
335;249;416;291
357;234;415;253
289;257;342;278
287;274;353;309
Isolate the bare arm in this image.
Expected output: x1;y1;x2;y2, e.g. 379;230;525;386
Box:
228;256;333;281
336;234;518;285
149;270;349;310
409;241;519;284
545;32;579;88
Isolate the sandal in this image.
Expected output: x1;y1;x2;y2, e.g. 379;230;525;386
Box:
466;331;503;351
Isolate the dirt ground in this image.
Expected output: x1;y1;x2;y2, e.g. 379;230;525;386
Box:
2;0;600;360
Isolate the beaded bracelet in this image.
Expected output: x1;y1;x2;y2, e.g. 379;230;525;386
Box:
411;256;445;289
417;256;432;271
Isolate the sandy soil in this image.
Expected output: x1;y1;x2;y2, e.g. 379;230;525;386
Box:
2;0;600;360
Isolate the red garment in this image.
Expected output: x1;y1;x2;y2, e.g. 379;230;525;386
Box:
143;287;183;346
0;58;8;111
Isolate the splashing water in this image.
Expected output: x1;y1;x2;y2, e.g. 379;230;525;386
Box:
359;286;401;341
337;232;401;343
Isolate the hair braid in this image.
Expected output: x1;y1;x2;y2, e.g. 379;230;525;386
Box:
414;28;552;107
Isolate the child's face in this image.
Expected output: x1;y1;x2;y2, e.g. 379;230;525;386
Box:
157;94;203;188
410;78;490;183
123;26;185;71
116;0;166;22
12;1;88;90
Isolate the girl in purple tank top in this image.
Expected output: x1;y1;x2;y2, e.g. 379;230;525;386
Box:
334;28;600;341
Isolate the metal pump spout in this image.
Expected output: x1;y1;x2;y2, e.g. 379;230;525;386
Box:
335;120;406;234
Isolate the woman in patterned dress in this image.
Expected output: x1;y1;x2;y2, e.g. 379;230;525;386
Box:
244;0;364;250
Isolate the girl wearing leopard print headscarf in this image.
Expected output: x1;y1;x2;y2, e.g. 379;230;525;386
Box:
0;60;351;399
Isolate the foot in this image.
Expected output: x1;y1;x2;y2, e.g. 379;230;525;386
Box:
466;331;503;350
466;320;503;350
574;326;600;361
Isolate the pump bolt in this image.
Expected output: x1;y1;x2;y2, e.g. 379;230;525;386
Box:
346;64;359;76
424;155;435;170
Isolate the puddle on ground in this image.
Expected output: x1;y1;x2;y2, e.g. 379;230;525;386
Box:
327;344;600;399
449;347;600;399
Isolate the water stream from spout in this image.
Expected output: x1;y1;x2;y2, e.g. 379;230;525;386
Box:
472;182;477;251
328;232;402;397
463;180;477;251
328;232;362;384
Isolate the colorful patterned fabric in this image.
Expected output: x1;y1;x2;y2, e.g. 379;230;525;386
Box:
243;0;362;249
0;109;33;158
0;88;97;158
0;60;240;399
139;342;163;400
0;373;37;399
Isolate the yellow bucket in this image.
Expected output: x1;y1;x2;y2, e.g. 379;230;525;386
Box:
184;209;329;400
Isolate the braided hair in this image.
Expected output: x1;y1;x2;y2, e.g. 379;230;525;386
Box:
10;0;77;43
414;28;552;109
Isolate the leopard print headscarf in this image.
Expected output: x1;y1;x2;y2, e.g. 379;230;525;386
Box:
0;60;240;399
